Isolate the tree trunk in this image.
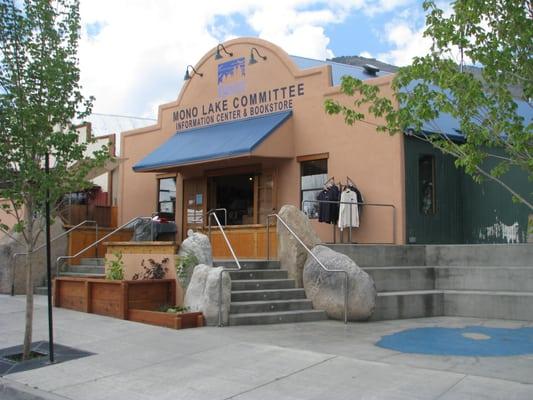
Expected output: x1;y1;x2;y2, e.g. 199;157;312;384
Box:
22;204;34;360
22;252;34;360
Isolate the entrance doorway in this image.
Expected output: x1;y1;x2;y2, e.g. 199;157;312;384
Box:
208;174;255;225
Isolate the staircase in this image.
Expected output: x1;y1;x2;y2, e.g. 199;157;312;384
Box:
37;257;326;325
216;260;327;326
34;258;105;295
329;244;533;321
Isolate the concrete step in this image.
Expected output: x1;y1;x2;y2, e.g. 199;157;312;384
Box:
327;244;426;267
436;266;533;292
65;265;105;274
230;299;314;314
79;258;105;266
231;288;307;302
370;290;444;321
214;260;280;270
231;279;295;291
229;309;327;326
444;290;533;321
229;269;288;280
364;267;435;292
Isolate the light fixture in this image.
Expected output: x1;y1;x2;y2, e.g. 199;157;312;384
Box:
184;65;203;81
215;43;233;60
249;47;267;65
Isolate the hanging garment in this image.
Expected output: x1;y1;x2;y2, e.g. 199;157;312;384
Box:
317;184;340;224
328;184;340;224
338;188;359;230
317;189;329;222
348;185;364;216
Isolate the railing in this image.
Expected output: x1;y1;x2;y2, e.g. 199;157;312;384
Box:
206;210;241;327
10;220;98;296
55;216;153;276
301;200;396;244
206;208;228;238
267;213;348;324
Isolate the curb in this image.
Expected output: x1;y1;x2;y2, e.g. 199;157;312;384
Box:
0;378;70;400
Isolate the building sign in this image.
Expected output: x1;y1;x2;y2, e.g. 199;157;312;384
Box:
218;58;246;98
173;83;305;131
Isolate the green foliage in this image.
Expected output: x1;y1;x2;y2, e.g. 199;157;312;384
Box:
0;0;111;360
175;252;199;286
105;252;124;281
325;0;533;210
0;0;110;241
158;304;190;314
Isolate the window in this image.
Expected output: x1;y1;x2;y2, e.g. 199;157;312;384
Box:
419;155;436;215
158;177;176;218
300;159;328;219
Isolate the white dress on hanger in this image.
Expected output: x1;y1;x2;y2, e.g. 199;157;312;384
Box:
338;188;359;230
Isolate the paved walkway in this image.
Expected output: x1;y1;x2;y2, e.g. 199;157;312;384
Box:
1;294;533;399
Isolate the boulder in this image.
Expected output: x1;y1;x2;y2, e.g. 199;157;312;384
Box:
178;232;213;267
303;245;376;321
184;264;231;326
277;205;321;287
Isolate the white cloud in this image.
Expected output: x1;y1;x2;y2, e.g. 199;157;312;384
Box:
377;22;431;66
78;0;414;119
375;2;463;67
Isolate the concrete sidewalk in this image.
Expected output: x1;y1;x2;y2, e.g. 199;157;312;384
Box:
1;295;532;399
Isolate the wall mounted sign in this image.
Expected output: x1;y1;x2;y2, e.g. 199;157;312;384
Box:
218;57;246;98
173;83;305;131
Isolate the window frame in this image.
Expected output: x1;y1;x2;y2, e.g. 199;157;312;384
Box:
157;177;177;218
299;157;328;219
418;154;436;215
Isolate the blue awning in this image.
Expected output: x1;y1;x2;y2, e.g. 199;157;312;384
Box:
133;111;292;172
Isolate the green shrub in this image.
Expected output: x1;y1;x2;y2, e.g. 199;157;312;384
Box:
175;252;199;286
105;252;124;280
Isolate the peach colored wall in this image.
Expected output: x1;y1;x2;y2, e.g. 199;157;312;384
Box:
119;37;405;244
0;200;20;240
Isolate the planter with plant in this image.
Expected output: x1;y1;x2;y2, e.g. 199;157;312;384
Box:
128;304;204;330
54;251;177;319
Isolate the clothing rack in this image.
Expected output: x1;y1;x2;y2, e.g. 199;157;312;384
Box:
323;176;335;187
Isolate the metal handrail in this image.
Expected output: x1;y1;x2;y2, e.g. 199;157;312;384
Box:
267;213;348;324
206;208;228;237
55;216;153;276
206;210;241;327
301;199;396;244
10;219;98;296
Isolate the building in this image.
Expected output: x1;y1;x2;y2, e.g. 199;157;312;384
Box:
118;37;532;254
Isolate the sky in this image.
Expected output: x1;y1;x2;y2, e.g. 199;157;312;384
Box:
78;0;447;120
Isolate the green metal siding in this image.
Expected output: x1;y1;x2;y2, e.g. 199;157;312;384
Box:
404;137;532;244
405;137;463;244
461;156;531;244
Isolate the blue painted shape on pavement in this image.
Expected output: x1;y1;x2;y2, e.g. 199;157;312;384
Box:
376;325;533;357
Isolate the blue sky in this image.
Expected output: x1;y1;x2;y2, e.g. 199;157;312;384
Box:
78;0;439;120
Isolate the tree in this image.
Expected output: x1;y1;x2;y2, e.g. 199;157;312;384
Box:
0;0;108;359
325;0;533;210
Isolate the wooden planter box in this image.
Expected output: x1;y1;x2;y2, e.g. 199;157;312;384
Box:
53;277;176;319
128;309;204;330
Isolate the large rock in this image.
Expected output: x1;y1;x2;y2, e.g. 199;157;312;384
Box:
277;205;321;287
303;245;376;321
0;217;67;294
178;232;213;267
184;264;231;326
